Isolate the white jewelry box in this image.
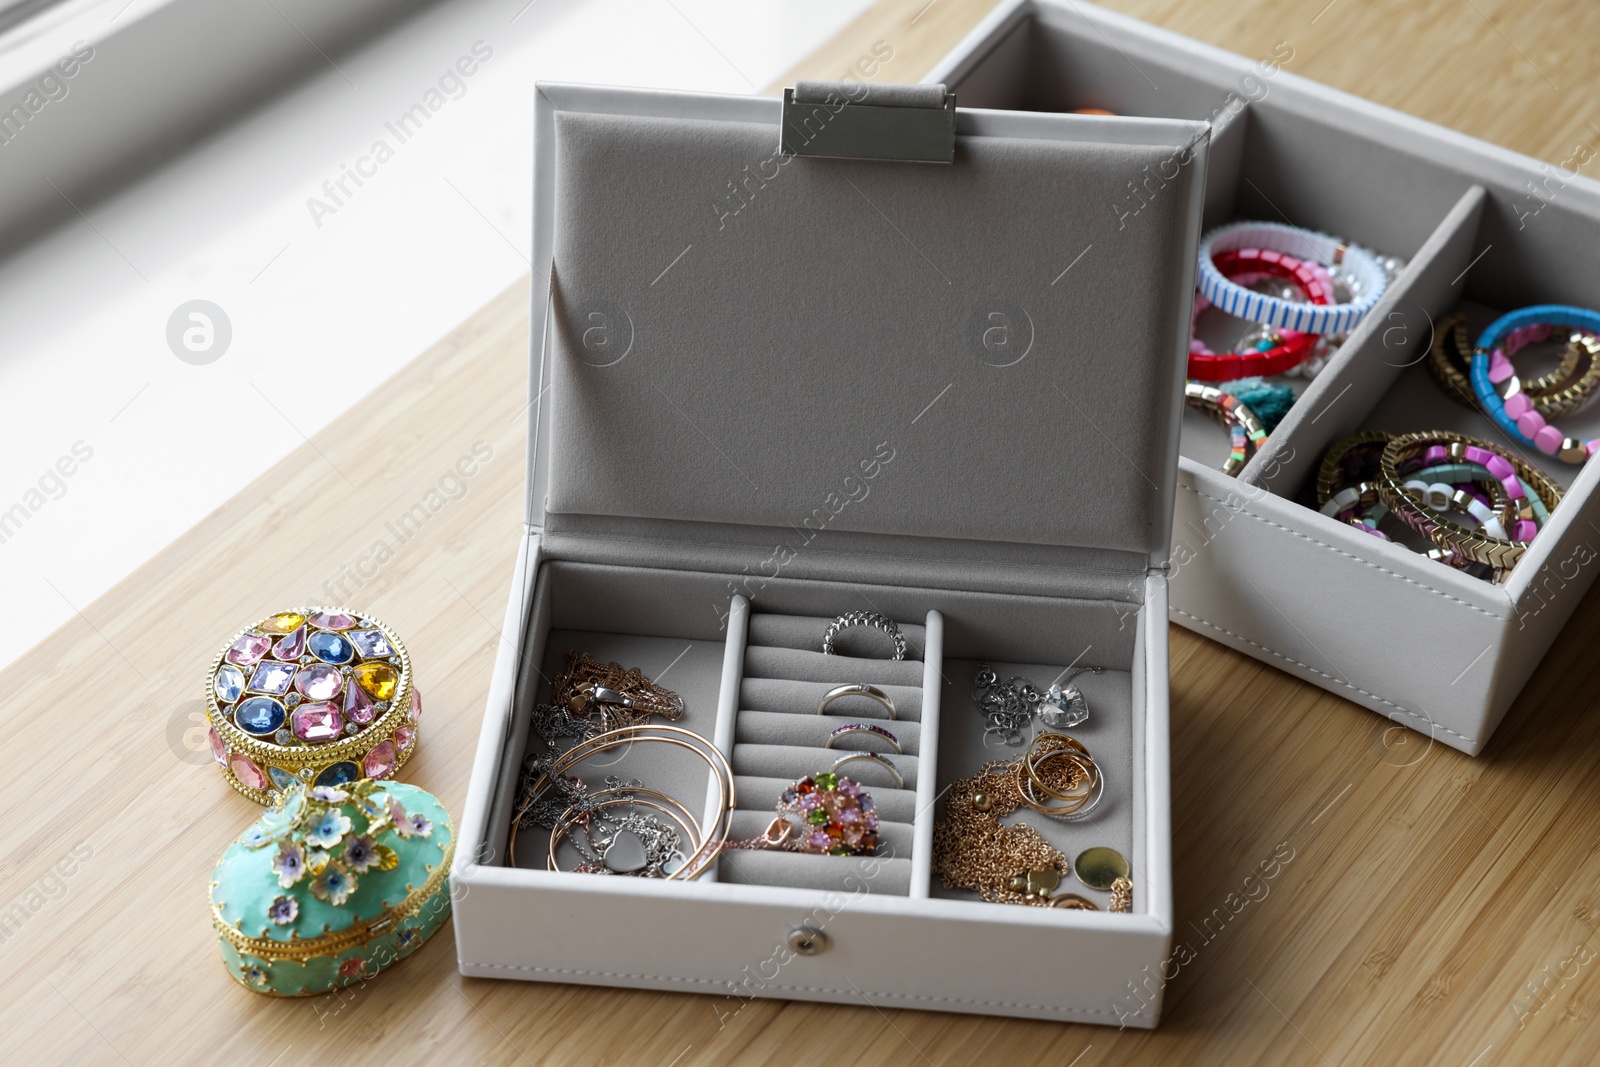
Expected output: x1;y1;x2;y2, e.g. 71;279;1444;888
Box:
449;81;1210;1025
927;0;1600;755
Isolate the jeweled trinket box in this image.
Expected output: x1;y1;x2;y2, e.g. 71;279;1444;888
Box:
211;779;453;996
206;608;422;802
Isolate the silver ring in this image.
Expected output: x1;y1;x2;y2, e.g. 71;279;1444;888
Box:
817;683;896;720
830;751;904;789
821;611;907;661
825;723;902;754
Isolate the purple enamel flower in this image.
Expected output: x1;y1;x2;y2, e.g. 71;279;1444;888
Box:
272;841;306;889
405;812;433;838
267;894;299;925
343;834;379;873
309;786;349;803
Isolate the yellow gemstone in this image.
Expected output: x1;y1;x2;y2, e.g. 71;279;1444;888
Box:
260;612;305;634
354;661;398;701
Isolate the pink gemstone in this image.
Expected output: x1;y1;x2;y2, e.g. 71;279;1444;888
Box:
344;681;376;725
273;625;306;661
294;664;344;701
292;701;344;743
226;633;271;667
409;685;423;723
364;740;397;779
395;724;416;751
308;611;358;630
208;726;227;766
230;753;267;790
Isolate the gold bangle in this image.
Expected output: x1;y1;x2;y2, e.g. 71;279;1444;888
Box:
816;683;897;720
510;724;735;879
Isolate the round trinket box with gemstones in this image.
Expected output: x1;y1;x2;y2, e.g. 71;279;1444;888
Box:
211;779;454;996
206;609;422;803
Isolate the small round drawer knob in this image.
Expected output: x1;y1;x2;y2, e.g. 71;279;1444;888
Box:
787;925;830;956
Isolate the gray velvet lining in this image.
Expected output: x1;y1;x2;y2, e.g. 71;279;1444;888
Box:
744;647;927;688
547;109;1198;559
732;744;921;791
735;710;922;753
717;851;913;894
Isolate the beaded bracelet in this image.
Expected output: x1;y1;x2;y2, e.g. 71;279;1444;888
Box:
1378;432;1563;570
1198;221;1388;335
1185;381;1268;476
1472;305;1600;463
1428;312;1597;415
1188;250;1327;380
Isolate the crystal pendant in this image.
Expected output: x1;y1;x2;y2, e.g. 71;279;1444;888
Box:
1037;683;1089;729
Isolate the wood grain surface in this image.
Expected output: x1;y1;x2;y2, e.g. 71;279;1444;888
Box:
7;1;1600;1063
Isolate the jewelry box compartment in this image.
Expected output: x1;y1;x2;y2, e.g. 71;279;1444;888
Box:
929;0;1600;754
457;549;1172;1025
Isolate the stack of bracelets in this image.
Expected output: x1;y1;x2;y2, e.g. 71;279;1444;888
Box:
1186;221;1406;477
1313;303;1600;580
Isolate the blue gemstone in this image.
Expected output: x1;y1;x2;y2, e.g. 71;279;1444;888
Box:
307;631;354;664
236;697;286;736
267;766;299;791
213;665;244;704
315;761;360;787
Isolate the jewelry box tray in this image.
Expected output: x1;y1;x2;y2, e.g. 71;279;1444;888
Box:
454;549;1171;1028
927;0;1600;755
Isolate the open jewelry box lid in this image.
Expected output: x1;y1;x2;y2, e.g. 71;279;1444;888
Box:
527;82;1209;592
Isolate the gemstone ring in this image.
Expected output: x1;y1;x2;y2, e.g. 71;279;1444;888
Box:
773;772;880;856
206;608;422;803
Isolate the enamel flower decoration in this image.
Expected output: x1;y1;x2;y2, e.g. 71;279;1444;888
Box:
405;812;433;838
309;860;357;906
337;957;365;980
305;809;352;851
272;841;307;889
239;963;271;988
309;786;349;803
267;895;299;926
343;834;378;873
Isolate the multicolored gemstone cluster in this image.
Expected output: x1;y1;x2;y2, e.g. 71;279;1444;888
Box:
209;610;420;795
777;773;879;856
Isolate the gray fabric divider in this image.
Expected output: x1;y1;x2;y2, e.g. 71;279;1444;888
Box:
931;658;1135;907
735;775;920;823
744;646;927;687
535;560;1141;666
740;678;923;722
735;710;921;755
733;743;919;792
548;109;1199;559
540;513;1150;601
794;80;944;108
716;850;913;895
728;809;915;856
748;612;926;660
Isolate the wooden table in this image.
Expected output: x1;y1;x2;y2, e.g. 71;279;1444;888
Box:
8;1;1600;1062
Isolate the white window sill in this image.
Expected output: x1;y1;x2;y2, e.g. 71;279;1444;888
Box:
0;0;876;670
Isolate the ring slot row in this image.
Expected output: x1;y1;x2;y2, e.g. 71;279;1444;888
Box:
723;611;940;896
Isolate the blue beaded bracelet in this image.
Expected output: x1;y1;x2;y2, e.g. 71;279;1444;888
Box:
1471;304;1600;463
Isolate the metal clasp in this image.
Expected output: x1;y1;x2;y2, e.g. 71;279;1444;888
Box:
781;81;955;164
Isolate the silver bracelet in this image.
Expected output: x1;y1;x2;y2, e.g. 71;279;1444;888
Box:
821;610;907;660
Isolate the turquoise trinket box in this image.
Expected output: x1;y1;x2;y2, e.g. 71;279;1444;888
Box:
210;779;453;996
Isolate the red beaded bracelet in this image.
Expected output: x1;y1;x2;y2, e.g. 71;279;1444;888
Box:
1188;249;1330;381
